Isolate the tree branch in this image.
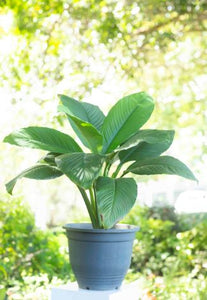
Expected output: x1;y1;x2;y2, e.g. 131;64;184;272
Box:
134;14;182;36
132;12;207;37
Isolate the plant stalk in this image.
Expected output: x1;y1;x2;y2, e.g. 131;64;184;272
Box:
93;185;103;228
89;187;96;213
112;163;123;178
78;186;99;228
103;162;109;176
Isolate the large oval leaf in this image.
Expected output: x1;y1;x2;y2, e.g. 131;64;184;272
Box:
118;130;175;163
6;164;63;195
125;156;197;181
3;127;82;154
118;130;175;151
59;105;103;153
58;94;105;131
95;177;137;229
55;153;104;189
101;92;154;154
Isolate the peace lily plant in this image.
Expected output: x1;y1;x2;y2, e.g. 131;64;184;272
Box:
4;92;197;229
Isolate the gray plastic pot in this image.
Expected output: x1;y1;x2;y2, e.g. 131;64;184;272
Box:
64;223;139;291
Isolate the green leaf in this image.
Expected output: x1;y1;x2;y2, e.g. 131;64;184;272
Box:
125;156;197;181
59;105;103;152
58;94;105;131
118;129;175;151
69;115;103;153
101;92;154;153
95;177;137;229
38;152;61;166
3;126;82;154
55;153;104;189
6;164;63;195
118;130;175;163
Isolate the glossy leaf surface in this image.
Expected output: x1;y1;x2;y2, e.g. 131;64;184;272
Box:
118;130;175;163
3;127;82;154
55;153;104;189
58;94;105;131
101;92;154;153
96;177;137;228
126;156;197;181
6;164;63;195
59;105;103;152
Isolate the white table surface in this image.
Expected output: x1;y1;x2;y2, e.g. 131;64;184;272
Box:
51;280;141;300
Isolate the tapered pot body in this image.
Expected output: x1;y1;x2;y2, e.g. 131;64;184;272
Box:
64;223;138;291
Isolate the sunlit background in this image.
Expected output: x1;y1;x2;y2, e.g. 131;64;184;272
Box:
0;1;207;298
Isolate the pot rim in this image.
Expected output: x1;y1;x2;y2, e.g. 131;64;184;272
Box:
63;223;139;233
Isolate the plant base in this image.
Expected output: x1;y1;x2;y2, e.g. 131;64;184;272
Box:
64;223;139;291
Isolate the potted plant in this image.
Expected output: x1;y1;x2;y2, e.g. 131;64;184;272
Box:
3;92;196;290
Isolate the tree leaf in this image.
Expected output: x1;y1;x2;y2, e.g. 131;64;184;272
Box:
59;105;103;152
3;126;82;154
6;164;63;195
55;153;104;189
95;177;137;229
101;92;154;153
125;156;197;181
58;94;105;131
118;130;175;163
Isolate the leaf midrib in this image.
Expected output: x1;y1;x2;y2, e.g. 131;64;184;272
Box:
102;105;140;153
105;179;120;222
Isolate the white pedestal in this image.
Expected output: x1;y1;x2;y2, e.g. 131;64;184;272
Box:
51;280;141;300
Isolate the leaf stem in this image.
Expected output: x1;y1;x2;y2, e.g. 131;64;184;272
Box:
78;186;98;228
103;153;117;177
92;184;103;228
89;187;96;212
112;163;123;178
103;162;109;176
120;170;127;178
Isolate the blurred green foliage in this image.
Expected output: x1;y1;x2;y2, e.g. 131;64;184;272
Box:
123;205;207;278
0;198;207;298
0;195;71;288
139;274;207;300
0;1;206;113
